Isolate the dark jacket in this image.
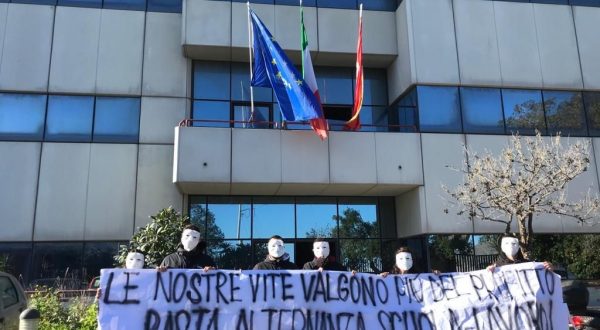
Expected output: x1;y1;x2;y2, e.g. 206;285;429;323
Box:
253;253;297;270
302;257;347;271
494;252;528;267
160;248;216;269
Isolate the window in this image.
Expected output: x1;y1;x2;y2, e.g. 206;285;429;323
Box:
315;67;353;105
147;0;181;12
231;63;272;102
460;87;504;134
543;91;586;136
83;242;122;280
417;86;462;133
502;89;545;135
584;92;600;137
231;0;274;4
32;243;84;287
317;0;357;9
233;104;271;128
363;0;397;11
206;197;252;239
276;0;316;5
210;240;252;270
192;100;230;128
10;0;56;4
0;243;32;285
363;69;388;106
93;97;140;143
359;106;388;132
338;198;379;238
252;197;295;238
0;93;46;141
340;239;381;272
0;276;19;308
296;197;337;238
57;0;101;8
103;0;146;10
193;62;230;101
45;95;94;142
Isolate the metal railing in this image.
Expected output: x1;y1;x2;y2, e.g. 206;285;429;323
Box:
178;119;418;132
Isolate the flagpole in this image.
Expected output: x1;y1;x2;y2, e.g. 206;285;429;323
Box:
246;2;255;124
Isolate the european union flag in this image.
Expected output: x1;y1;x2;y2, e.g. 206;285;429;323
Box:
250;10;324;122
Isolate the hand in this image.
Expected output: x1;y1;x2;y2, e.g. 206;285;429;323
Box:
203;266;216;272
486;264;496;272
432;269;441;275
543;261;553;272
351;270;357;276
380;272;389;278
157;266;168;272
95;289;102;300
318;267;324;272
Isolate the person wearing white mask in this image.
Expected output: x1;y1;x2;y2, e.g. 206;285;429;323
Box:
159;224;216;271
302;238;346;271
486;233;553;272
125;250;145;269
253;235;297;270
380;247;439;277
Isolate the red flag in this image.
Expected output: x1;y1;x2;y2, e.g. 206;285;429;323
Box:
345;5;363;131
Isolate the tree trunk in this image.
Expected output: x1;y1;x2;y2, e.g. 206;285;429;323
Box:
518;216;531;260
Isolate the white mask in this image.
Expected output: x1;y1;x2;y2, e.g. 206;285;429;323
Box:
312;242;330;259
125;252;144;269
395;252;413;271
181;229;201;252
268;238;285;258
501;237;520;258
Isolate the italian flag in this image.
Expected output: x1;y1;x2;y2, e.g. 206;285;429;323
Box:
301;4;329;140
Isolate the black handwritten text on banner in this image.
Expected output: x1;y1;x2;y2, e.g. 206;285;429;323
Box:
98;262;568;330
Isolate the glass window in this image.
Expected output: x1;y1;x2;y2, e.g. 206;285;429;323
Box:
315;67;353;105
57;0;101;8
417;86;461;133
231;0;274;4
10;0;56;4
460;87;505;134
147;0;181;12
207;197;252;239
570;0;600;5
83;242;121;280
584;92;600;137
189;196;207;237
32;243;84;289
296;197;337;238
45;95;94;142
210;240;252;270
363;0;397;11
537;0;568;3
317;0;357;9
359;106;388;132
193;61;230;101
0;276;18;308
231;63;272;102
340;239;381;273
543;91;586;136
233;105;271;129
363;69;387;106
0;93;46;141
0;243;32;286
338;198;378;239
389;87;418;132
192;100;231;128
502;89;545;135
276;0;316;5
103;0;146;10
93;97;140;143
252;197;295;238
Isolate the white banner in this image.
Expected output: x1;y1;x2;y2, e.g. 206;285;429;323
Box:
98;262;568;330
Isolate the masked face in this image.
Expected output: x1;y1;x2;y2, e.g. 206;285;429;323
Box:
312;242;330;259
395;252;413;271
501;237;520;258
268;238;285;258
125;252;144;269
181;229;201;252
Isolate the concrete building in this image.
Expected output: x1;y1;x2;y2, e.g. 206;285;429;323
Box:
1;0;599;284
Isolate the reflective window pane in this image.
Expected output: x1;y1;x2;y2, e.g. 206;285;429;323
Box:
570;0;600;5
0;93;46;141
315;67;353;105
338;198;378;239
210;240;252;270
276;0;316;5
93;97;140;143
192;100;230;128
32;243;83;289
232;0;274;4
83;242;121;281
231;62;272;102
359;106;388;132
0;243;32;285
103;0;146;10
363;69;387;106
193;61;230;100
317;0;357;9
252;197;295;238
543;91;586;136
296;198;337;238
390;88;418;132
57;0;101;7
460;87;504;134
207;197;252;239
233;105;271;129
584;92;600;137
11;0;56;4
147;0;182;12
417;86;462;133
189;196;207;236
502;89;545;135
340;239;381;273
363;0;397;11
45;95;94;142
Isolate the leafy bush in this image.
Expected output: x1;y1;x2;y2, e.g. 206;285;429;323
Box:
28;287;97;330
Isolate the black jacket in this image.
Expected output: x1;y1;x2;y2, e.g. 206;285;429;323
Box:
160;248;216;269
302;257;346;271
494;252;528;267
253;254;297;270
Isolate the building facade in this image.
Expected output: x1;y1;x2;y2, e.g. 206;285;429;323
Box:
1;0;600;284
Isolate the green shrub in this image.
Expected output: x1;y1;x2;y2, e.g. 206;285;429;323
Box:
28;287;97;330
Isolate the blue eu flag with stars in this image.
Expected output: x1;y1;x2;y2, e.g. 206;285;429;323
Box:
250;10;324;122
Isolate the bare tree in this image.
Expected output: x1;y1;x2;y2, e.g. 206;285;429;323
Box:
444;132;600;259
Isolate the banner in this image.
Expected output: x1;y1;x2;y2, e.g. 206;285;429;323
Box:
98;262;568;330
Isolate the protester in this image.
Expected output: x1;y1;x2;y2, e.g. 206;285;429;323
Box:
302;238;346;271
158;224;216;271
380;246;438;277
253;235;297;270
486;233;553;272
125;250;145;270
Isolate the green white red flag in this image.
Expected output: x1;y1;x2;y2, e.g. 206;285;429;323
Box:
345;4;363;131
